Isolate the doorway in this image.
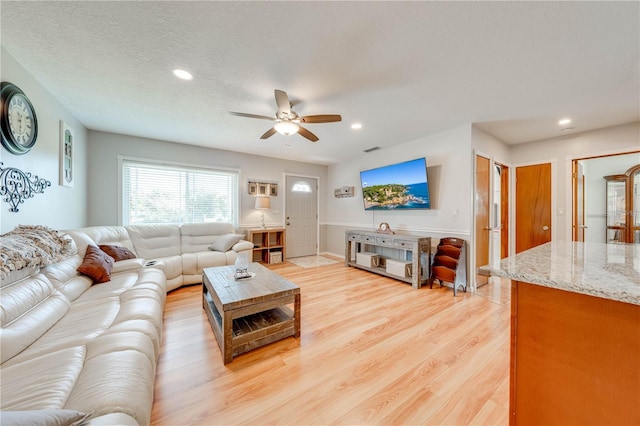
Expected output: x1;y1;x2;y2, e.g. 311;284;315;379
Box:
285;174;318;258
571;151;640;243
475;155;509;287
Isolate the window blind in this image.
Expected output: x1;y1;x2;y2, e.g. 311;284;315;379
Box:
122;160;238;226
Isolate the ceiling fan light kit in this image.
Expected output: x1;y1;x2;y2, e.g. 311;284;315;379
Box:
230;89;341;142
274;121;299;136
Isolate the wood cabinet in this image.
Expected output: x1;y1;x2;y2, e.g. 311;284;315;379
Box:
510;281;640;425
604;163;640;243
344;230;430;289
248;228;286;264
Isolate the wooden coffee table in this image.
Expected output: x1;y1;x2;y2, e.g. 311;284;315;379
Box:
202;263;300;364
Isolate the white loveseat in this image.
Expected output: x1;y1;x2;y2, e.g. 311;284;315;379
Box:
0;223;253;425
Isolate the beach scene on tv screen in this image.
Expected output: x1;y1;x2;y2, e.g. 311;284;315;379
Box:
360;158;430;210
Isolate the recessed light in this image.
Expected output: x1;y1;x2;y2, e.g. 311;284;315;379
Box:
558;118;571;125
172;69;193;80
351;123;362;130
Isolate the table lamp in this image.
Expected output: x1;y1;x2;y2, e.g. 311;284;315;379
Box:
255;196;271;229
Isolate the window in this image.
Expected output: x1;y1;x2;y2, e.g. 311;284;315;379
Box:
121;159;238;226
291;181;312;193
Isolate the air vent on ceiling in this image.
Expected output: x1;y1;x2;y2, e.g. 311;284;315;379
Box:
363;146;380;153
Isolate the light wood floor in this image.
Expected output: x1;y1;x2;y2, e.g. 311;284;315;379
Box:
151;260;510;425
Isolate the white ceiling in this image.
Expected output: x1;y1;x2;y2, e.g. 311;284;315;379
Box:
1;1;638;165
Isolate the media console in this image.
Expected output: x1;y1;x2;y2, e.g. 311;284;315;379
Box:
344;230;431;289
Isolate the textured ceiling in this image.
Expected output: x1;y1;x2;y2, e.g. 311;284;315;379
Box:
1;1;638;165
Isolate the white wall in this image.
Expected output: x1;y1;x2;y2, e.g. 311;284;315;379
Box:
471;125;511;166
324;124;473;256
583;152;640;243
86;130;328;245
0;48;88;233
510;121;639;241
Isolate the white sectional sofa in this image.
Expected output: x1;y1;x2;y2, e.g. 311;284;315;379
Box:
0;223;253;425
76;222;253;291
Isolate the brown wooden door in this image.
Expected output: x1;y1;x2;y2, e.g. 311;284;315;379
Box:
516;163;552;253
498;162;509;258
628;164;640;243
475;155;490;285
572;160;586;242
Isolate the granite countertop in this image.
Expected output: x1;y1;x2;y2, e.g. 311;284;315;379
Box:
483;241;640;306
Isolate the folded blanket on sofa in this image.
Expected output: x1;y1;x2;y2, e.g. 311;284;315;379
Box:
0;225;74;279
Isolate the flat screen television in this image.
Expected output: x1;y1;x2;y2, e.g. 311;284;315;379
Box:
360;157;431;210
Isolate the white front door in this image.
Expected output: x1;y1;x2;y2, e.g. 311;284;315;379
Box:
285;175;318;258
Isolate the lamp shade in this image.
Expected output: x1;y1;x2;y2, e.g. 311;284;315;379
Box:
255;196;271;210
274;121;299;136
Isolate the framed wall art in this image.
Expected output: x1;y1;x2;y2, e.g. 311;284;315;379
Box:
248;181;257;195
59;121;74;187
248;180;278;196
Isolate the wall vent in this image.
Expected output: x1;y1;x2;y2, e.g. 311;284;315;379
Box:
363;146;380;153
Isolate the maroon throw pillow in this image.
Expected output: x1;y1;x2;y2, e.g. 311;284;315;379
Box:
98;244;136;262
77;245;114;283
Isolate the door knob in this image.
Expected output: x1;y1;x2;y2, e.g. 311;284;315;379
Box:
542;225;549;231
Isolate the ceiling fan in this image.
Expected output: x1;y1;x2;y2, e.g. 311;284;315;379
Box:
229;89;341;142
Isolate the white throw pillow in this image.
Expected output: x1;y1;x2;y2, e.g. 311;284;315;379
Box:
208;234;243;252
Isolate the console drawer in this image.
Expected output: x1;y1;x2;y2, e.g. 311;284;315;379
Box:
375;236;394;247
393;239;413;249
360;235;376;243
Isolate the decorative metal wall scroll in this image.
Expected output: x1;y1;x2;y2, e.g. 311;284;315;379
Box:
0;162;51;212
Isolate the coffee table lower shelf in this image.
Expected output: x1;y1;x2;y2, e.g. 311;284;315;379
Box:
203;291;297;361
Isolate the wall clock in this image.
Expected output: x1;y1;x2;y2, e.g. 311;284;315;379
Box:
1;82;38;155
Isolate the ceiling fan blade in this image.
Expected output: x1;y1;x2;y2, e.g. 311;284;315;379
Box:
274;89;291;114
229;111;275;121
297;125;319;142
300;114;342;124
260;127;277;140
